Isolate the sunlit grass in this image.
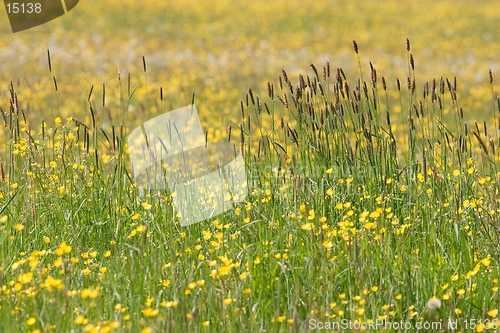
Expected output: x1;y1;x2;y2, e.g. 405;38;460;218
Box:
1;1;500;332
0;38;500;332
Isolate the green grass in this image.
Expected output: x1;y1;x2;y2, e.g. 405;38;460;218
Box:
1;40;500;333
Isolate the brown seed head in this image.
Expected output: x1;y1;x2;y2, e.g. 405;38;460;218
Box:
282;69;289;83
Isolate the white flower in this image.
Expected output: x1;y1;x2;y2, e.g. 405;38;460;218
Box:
427;296;441;310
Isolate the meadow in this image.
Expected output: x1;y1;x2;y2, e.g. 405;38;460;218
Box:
1;0;500;332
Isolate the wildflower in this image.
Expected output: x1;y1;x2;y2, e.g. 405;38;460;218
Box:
322;240;333;249
43;276;63;291
141;202;152;210
426;296;441;309
81;286;100;299
487;309;498;318
481;257;491;267
300;204;306;213
301;222;314;231
141;308;159;317
54;242;72;256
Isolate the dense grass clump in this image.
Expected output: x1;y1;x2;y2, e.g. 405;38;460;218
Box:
0;41;500;333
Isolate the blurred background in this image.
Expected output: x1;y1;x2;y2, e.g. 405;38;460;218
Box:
0;0;499;133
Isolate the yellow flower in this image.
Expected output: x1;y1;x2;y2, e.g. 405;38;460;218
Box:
301;222;314;231
53;258;63;267
217;265;231;276
453;169;460;176
487;309;498;318
322;240;333;249
14;224;24;231
26;317;36;326
43;276;63;290
81;286;100;299
141;308;159;317
482;258;491;267
141;202;152;210
74;315;87;325
54;242;72;256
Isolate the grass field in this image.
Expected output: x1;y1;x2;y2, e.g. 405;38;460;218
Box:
1;1;500;332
